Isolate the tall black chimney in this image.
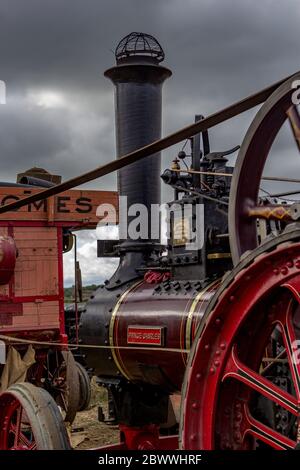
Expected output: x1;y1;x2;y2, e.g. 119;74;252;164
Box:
105;32;171;258
80;34;171;376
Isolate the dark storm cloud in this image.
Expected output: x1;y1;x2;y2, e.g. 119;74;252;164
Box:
0;0;299;283
0;0;299;184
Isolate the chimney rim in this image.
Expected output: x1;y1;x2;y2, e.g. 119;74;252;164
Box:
104;62;172;84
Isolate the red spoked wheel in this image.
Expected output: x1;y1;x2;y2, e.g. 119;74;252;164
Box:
180;229;300;450
0;382;71;450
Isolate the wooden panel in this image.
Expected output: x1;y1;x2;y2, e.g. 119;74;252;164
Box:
1;301;60;329
0;187;118;227
14;227;59;297
0;303;23;327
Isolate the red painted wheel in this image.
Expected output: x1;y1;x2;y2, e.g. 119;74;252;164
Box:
0;382;70;450
180;229;300;449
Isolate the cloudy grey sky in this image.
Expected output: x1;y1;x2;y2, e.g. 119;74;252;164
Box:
0;0;299;285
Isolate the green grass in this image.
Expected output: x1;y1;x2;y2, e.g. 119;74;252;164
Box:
64;284;99;303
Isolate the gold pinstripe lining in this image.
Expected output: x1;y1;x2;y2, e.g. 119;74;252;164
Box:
109;280;143;380
185;279;220;350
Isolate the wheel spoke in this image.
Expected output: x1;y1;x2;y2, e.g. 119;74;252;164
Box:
10;423;34;449
287;105;300;153
28;442;37;450
222;345;298;415
18;430;35;449
243;405;295;449
58;391;67;410
13;406;22;447
277;301;300;399
261;348;287;376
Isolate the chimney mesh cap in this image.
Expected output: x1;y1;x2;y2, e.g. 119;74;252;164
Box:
115;32;165;63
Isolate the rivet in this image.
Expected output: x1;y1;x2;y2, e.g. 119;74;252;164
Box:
192;402;199;410
220;342;226;350
204;344;210;351
209;367;216;374
273;268;279;275
215;349;221;356
196;373;202;382
214;360;220;367
296;260;300;269
191;434;197;442
215;318;221;326
281;267;288;275
229;295;235;302
287;261;293;268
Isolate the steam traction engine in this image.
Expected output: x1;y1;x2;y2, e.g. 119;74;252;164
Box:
1;31;300;450
80;33;234;449
80;34;300;450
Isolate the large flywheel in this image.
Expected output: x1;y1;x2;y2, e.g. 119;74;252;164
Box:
229;73;300;265
180;75;300;450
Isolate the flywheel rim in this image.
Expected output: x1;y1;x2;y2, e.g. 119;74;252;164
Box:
229;72;300;265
